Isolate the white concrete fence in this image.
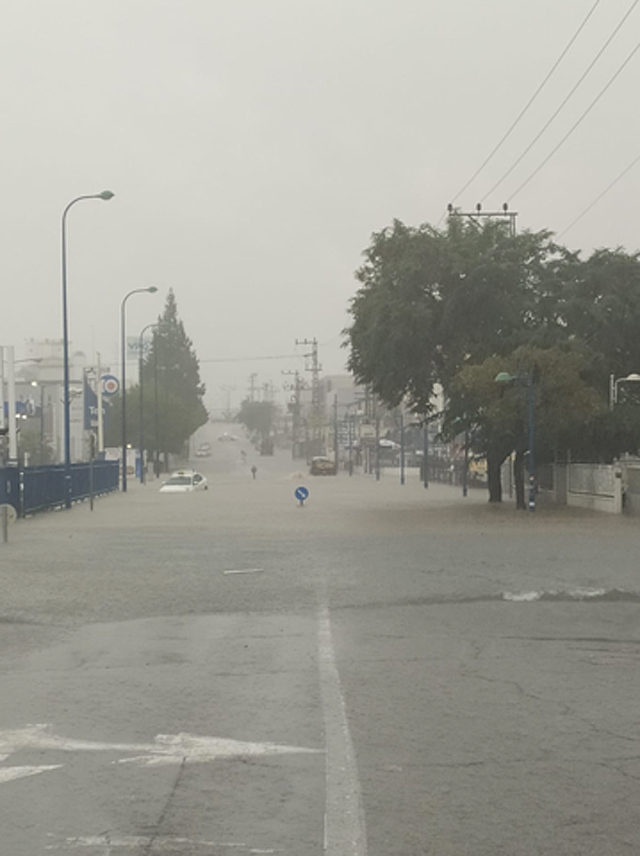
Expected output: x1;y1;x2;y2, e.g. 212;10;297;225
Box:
540;462;629;514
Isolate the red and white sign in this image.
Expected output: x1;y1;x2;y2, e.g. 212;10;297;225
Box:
101;374;120;396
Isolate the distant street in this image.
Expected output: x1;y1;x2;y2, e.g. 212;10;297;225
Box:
1;427;640;855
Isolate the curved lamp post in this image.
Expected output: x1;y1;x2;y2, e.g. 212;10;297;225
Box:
61;191;114;508
495;370;536;512
138;322;158;484
120;287;158;492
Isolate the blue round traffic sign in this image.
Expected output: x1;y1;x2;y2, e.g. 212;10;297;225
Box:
101;374;120;396
295;486;309;503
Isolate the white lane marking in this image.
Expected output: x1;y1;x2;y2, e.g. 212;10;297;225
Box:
0;765;62;784
223;568;264;575
318;607;367;856
117;732;320;767
46;836;281;852
0;724;320;770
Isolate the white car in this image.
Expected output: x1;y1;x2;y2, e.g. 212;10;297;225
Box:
160;470;208;493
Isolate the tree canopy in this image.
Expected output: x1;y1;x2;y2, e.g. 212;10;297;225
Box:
236;400;274;439
105;290;207;456
347;219;571;413
345;218;640;503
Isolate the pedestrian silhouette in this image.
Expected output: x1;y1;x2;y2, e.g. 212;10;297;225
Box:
251;465;257;480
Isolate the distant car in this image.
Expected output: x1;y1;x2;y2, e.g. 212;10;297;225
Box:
310;456;337;476
195;443;212;457
379;439;400;451
217;433;238;442
160;470;208;493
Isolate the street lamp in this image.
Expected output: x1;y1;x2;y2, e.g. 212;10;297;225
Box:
610;373;640;408
138;322;157;485
495;370;536;512
61;191;114;508
120;287;158;492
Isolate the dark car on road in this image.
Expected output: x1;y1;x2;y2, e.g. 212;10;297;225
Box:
310;456;337;475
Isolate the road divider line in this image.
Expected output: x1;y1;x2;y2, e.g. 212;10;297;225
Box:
318;606;367;856
222;569;264;575
45;836;282;852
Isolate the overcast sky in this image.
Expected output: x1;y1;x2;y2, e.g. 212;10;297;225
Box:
2;0;638;411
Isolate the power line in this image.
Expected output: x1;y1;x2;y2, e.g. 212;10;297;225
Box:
199;353;303;364
482;0;638;203
558;153;640;237
510;38;640;200
445;0;602;212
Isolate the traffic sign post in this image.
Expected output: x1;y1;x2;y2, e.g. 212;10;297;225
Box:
294;486;309;507
0;503;17;543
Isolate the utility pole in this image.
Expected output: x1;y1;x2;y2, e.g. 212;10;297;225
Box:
96;353;104;454
248;373;258;403
295;338;322;457
374;394;380;482
6;346;17;464
446;202;517;236
423;420;429;489
220;384;235;419
283;370;304;459
0;348;5;464
333;394;339;472
399;411;405;486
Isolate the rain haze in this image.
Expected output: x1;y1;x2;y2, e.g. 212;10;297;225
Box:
1;0;639;406
6;5;640;854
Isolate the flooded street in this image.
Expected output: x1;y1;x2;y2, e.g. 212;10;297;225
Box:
1;431;639;854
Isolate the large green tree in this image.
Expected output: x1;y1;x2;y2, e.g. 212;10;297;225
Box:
106;290;207;457
560;248;640;392
236;400;274;439
346;218;640;503
346;218;571;413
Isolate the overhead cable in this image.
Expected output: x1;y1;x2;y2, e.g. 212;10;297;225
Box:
558;153;640;237
200;353;303;363
510;39;640;200
482;0;639;203
446;0;602;210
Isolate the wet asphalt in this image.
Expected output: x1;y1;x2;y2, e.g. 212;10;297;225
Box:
1;428;640;855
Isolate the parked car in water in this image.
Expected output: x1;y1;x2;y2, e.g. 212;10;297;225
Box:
310;456;337;475
160;470;208;493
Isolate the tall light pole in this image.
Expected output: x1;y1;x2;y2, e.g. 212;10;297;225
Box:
61;191;114;508
423;421;429;489
120;287;158;492
138;322;157;484
399;411;405;486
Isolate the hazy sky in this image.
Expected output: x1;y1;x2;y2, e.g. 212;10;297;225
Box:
2;1;638;411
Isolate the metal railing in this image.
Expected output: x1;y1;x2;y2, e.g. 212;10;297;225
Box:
0;462;119;516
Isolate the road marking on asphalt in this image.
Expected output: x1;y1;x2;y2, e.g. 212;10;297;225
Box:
222;568;264;575
0;764;62;784
0;724;320;774
46;836;281;853
318;606;367;856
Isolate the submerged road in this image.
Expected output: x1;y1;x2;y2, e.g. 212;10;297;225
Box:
1;428;640;855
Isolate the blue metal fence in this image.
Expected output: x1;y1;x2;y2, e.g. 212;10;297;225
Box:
0;467;19;511
0;462;119;516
